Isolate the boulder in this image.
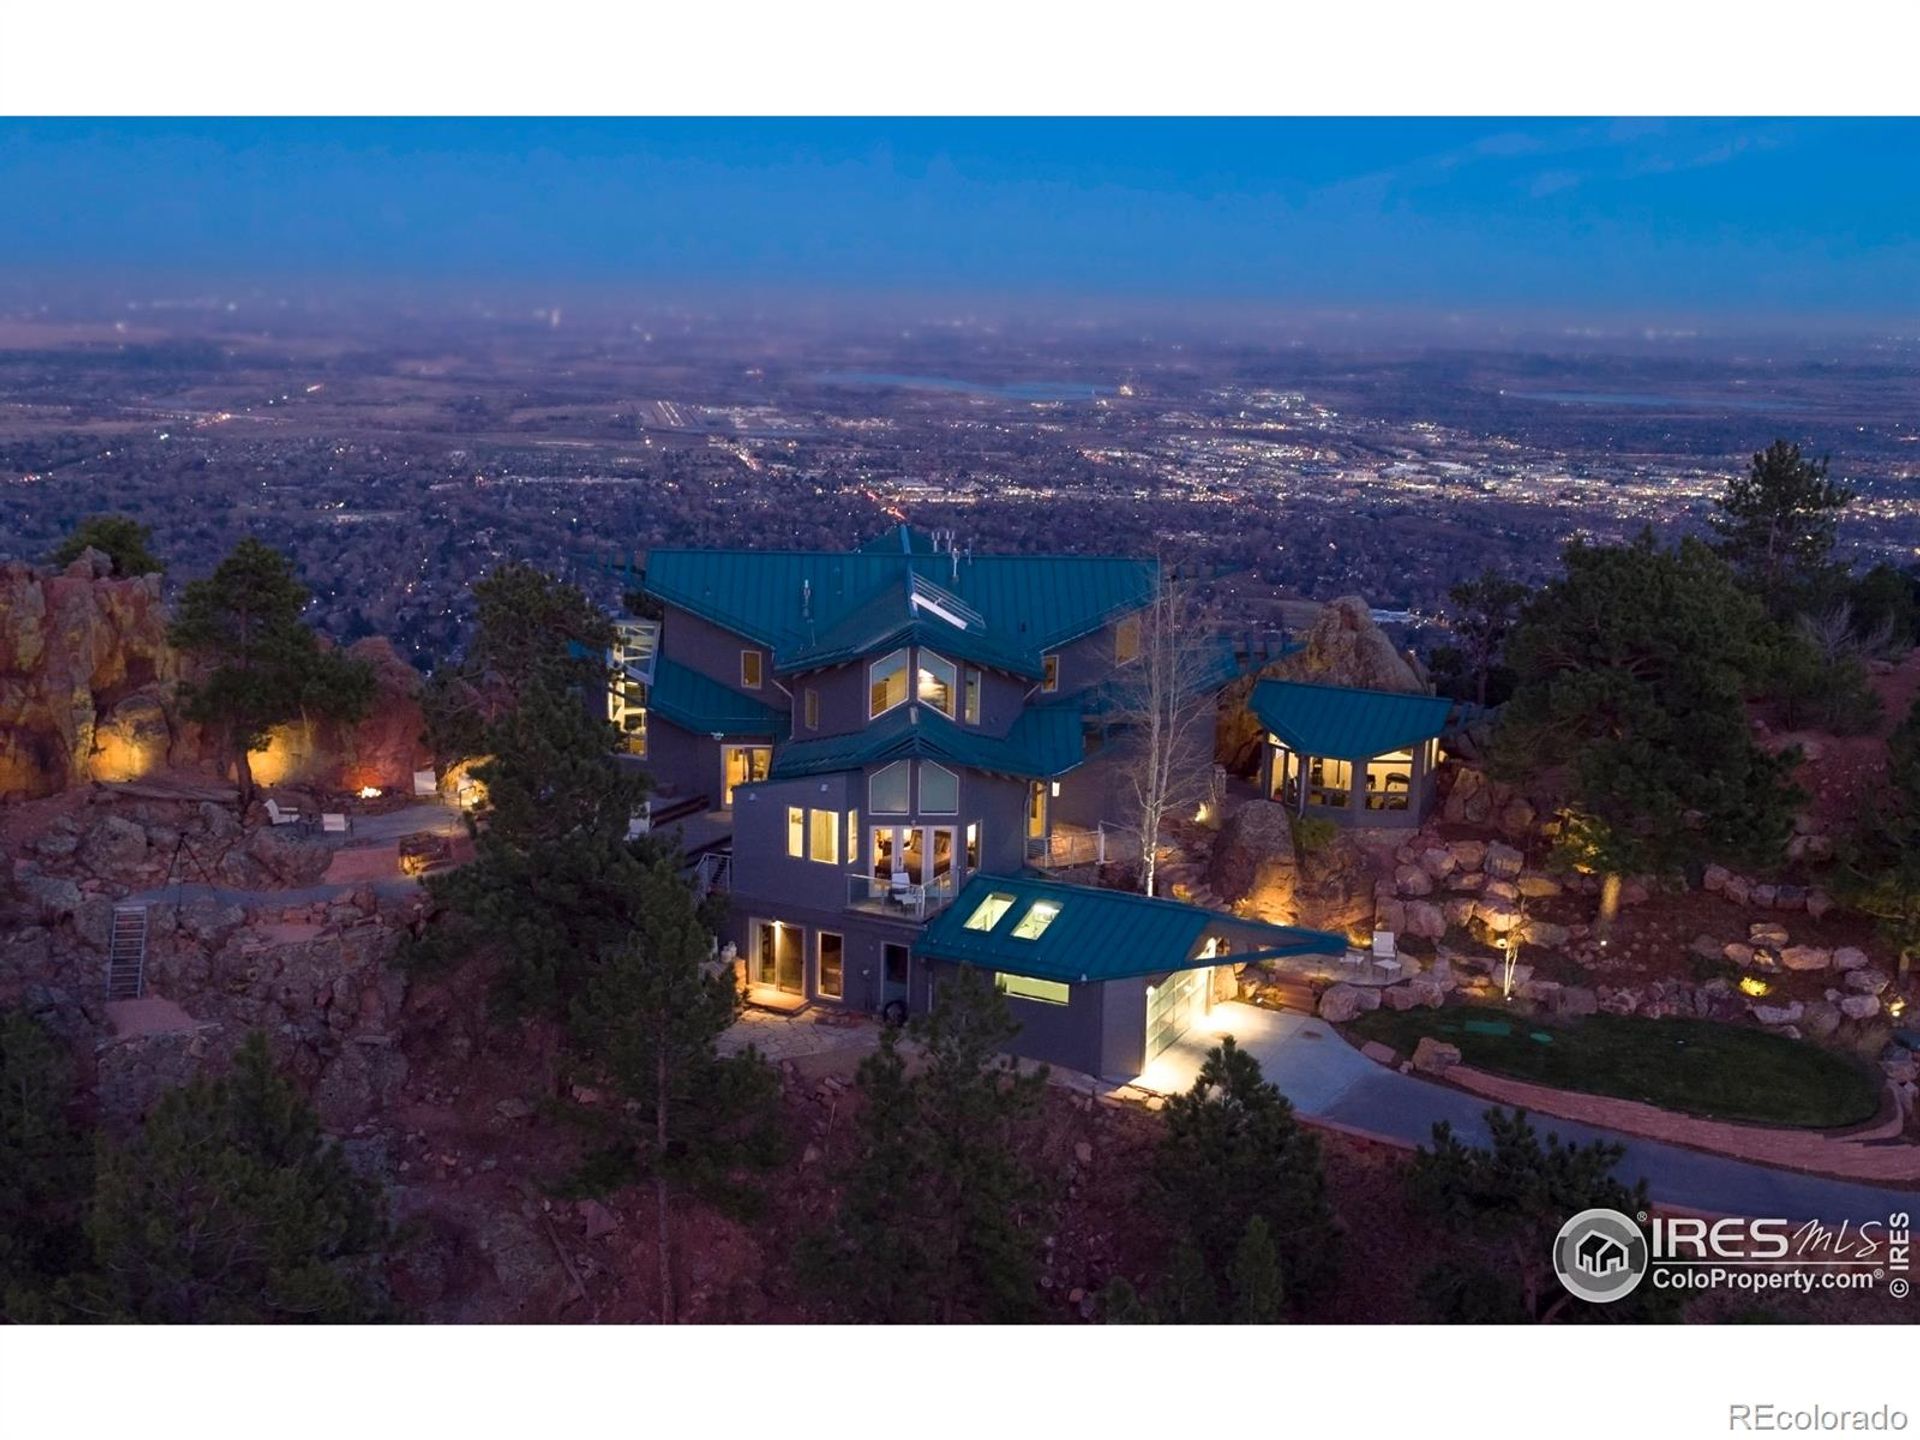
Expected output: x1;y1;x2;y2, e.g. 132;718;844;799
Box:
18;873;84;919
1831;947;1869;973
1443;898;1477;929
1749;922;1790;948
1778;945;1831;973
1417;847;1456;880
1382;984;1422;1011
1360;1041;1398;1067
1800;1001;1843;1041
1752;1001;1805;1027
1375;898;1407;936
1555;986;1599;1018
1217;596;1426;771
1393;864;1433;898
1402;900;1447;941
1805;890;1834;922
1317;983;1379;1023
1405;976;1448;1008
1447;840;1487;873
1484;841;1524;879
1722;943;1755;967
1703;864;1732;895
1845;969;1891;996
1518;918;1570;949
1411;1037;1462;1076
1517;873;1563;899
1723;875;1752;906
1481;878;1520;904
1839;994;1883;1022
77;814;149;876
1473;898;1522;934
1446;871;1487;893
1750;884;1778;910
1207;800;1298;914
1495;797;1536;838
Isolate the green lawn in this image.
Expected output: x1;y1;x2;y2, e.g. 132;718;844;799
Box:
1346;1005;1883;1130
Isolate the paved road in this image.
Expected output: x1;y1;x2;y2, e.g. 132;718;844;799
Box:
1139;1004;1915;1224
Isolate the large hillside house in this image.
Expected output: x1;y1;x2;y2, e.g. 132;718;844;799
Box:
608;525;1345;1076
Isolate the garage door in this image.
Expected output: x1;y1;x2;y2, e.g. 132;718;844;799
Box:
1145;968;1205;1063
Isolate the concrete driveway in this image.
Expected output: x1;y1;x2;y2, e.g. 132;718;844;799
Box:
1135;1002;1915;1225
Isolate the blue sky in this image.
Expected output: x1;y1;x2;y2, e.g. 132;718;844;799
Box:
2;118;1915;321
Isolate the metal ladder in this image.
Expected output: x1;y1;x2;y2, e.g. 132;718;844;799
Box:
106;904;149;1000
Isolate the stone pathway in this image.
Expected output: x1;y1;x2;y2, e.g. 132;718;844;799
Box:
718;1008;881;1066
1137;1003;1917;1224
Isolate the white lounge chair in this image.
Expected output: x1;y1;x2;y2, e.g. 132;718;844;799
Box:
1371;928;1402;977
412;768;438;798
626;806;651;842
264;798;302;827
320;812;351;835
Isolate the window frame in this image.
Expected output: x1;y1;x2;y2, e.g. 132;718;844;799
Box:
996;972;1070;1006
1115;615;1142;665
869;760;911;815
786;805;805;858
964;891;1017;931
846;809;859;865
808;808;840;865
1009;899;1061;940
916;647;958;718
804;687;819;730
817;931;845;1001
868;647;910;718
741;649;763;690
1041;653;1060;693
918;760;959;816
963;668;982;725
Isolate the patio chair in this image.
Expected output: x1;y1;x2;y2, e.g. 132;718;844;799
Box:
320;812;351;835
264;798;303;828
1370;928;1402;977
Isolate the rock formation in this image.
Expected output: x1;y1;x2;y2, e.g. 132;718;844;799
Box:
1218;595;1429;772
244;636;433;794
0;552;189;799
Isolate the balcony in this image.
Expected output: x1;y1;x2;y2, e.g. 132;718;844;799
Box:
845;871;959;922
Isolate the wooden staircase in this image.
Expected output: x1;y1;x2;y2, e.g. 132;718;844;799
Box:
106;904;149;1000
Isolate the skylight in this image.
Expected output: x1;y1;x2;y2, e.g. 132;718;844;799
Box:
964;892;1016;931
1009;900;1061;940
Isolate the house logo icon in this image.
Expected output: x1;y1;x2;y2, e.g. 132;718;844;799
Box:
1553;1208;1650;1303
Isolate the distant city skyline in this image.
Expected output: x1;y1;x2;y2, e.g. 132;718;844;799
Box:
1;118;1917;327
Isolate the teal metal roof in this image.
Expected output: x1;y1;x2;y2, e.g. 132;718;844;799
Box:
1249;679;1453;761
1041;634;1263;720
642;540;1156;678
646;657;788;737
915;874;1345;984
768;702;1084;782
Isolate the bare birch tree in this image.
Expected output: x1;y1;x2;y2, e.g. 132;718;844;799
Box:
1110;578;1221;897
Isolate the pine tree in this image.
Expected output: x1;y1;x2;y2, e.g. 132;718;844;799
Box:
1443;567;1531;707
1408;1107;1675;1324
1709;439;1854;619
169;539;374;810
1837;698;1920;975
1151;1035;1336;1312
68;1033;391;1323
0;1011;92;1320
1496;532;1800;930
49;513;164;577
801;969;1050;1322
568;851;781;1322
1228;1215;1286;1323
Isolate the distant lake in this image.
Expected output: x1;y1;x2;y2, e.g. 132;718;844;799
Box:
813;370;1108;401
1503;388;1787;413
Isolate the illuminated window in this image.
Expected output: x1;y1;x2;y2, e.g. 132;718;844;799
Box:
966;822;979;870
996;973;1069;1005
919;761;958;815
870;760;911;815
1010;900;1061;940
1306;756;1353;809
809;809;840;864
964;669;981;725
786;806;804;858
869;648;909;717
1364;749;1414;812
741;650;763;689
1041;653;1060;693
917;649;958;716
1026;781;1046;840
964;892;1017;931
1115;615;1141;664
818;932;844;1000
804;688;819;729
847;809;859;864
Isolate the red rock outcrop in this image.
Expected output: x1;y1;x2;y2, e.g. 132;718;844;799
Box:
0;552;191;799
246;636;433;794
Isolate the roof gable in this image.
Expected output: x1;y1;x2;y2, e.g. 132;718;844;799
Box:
1249;679;1454;761
767;702;1084;782
916;874;1345;983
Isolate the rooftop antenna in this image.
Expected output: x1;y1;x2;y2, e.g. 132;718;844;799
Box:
801;577;811;620
950;541;959;583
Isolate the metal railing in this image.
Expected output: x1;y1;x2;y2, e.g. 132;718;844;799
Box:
692;851;732;898
845;872;958;921
1027;822;1136;869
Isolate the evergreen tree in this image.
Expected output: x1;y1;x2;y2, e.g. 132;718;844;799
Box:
1227;1215;1286;1323
1151;1035;1336;1314
1408;1107;1675;1324
1709;439;1853;618
1441;567;1531;707
169;539;375;810
567;851;781;1323
49;513;164;577
68;1033;391;1323
1496;532;1800;930
1837;698;1920;975
0;1011;92;1320
801;969;1049;1322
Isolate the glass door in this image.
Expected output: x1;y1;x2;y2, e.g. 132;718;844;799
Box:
754;920;804;994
